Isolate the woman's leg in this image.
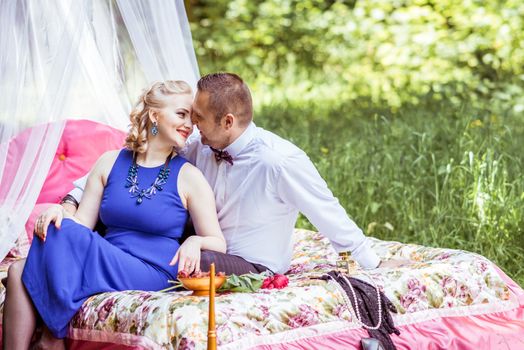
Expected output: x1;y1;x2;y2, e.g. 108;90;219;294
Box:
33;325;65;350
2;259;36;350
2;259;65;350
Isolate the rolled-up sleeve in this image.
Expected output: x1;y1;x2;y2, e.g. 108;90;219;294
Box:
276;152;380;269
68;174;89;202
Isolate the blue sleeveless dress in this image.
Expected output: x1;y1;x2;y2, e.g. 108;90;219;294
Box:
22;149;188;338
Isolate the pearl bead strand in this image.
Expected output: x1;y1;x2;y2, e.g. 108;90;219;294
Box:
328;270;383;330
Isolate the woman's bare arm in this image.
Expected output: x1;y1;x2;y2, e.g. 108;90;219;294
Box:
170;162;226;272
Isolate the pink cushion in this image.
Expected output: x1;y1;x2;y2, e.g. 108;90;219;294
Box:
37;119;126;204
1;119;126;256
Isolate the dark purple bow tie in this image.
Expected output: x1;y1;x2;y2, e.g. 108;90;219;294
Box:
210;147;234;165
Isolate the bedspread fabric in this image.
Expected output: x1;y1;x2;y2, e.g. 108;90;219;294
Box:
1;229;522;349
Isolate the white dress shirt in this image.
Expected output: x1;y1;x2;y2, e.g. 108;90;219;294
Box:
70;123;380;273
180;122;380;273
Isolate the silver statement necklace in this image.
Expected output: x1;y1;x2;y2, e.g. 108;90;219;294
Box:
125;152;173;204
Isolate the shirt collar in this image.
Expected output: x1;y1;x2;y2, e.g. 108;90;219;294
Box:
223;122;256;159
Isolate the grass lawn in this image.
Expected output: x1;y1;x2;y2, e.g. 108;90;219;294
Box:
255;96;524;287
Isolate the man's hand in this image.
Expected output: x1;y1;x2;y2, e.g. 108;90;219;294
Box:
377;258;412;269
34;204;65;241
169;236;203;274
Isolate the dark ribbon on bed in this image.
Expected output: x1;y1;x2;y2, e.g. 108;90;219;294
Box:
319;271;400;350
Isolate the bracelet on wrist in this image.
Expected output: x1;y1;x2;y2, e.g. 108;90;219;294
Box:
60;194;79;209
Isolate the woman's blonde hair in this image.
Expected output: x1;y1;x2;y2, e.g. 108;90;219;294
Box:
124;80;192;153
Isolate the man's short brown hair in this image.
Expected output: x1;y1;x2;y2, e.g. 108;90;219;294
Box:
197;73;253;126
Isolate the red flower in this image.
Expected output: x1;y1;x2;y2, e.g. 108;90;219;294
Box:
178;270;190;278
261;274;289;289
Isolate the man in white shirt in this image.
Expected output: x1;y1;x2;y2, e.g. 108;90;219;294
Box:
38;73;403;274
187;72;386;274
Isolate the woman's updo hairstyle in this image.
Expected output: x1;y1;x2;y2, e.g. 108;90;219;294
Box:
124;80;192;153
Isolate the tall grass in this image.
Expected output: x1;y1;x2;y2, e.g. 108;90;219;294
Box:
256;97;524;286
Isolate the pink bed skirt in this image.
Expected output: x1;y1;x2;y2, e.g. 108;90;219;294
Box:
245;307;524;350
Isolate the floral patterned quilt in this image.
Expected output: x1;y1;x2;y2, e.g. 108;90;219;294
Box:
0;229;518;349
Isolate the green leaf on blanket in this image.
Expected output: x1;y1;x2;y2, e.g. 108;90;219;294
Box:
218;272;267;293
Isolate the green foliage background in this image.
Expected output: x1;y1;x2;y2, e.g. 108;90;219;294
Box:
186;0;524;286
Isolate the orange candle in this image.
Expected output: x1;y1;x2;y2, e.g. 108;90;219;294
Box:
208;263;217;350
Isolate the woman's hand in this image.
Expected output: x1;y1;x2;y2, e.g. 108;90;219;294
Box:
169;236;203;274
34;204;64;241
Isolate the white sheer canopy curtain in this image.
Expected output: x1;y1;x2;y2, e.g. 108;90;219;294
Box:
0;0;199;261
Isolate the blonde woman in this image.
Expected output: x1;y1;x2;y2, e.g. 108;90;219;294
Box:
3;81;226;349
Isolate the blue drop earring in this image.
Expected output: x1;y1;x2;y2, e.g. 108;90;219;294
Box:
151;121;158;136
